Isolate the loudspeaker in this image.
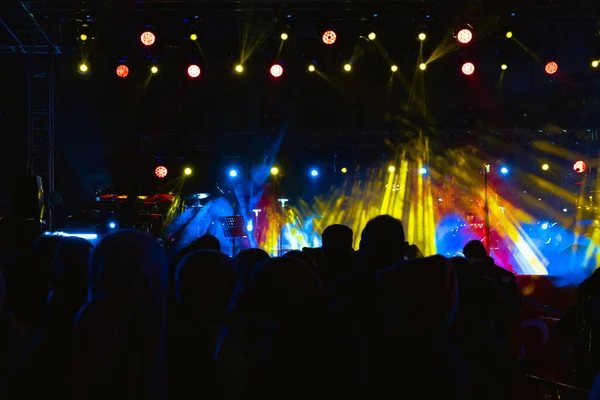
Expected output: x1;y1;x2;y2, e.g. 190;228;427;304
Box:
12;176;44;220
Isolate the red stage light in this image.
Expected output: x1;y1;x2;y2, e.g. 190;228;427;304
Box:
140;31;156;46
116;65;129;78
270;64;283;78
573;160;586;174
187;64;201;78
461;62;475;76
322;30;337;45
545;61;558;75
456;28;473;44
155;166;168;178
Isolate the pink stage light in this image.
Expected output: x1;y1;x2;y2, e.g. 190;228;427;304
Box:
461;62;475;76
573;160;586;174
140;31;156;46
322;30;337;45
545;61;558;75
187;64;201;78
116;65;129;78
456;28;473;44
155;166;168;178
270;64;283;78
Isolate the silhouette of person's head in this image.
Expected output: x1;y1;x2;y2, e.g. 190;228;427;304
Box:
284;250;316;269
463;240;488;261
189;234;221;252
360;215;408;270
322;224;353;259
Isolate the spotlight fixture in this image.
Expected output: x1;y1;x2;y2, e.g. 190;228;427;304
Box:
235;64;244;73
187;64;201;78
270;64;284;78
368;32;376;41
506;31;513;39
419;167;428;175
116;64;129;78
343;63;352;72
79;33;88;41
541;163;549;171
190;33;198;41
322;30;337;45
341;167;348;174
270;166;280;176
310;168;319;177
388;166;396;173
419;63;427;71
573;160;586;173
592;60;599;68
281;32;289;40
140;31;156;46
308;64;316;72
155;166;168;178
183;167;193;176
150;65;158;74
418;32;427;41
545;61;558;75
455;25;474;44
461;62;475;76
500;166;509;175
78;62;89;73
391;65;398;72
501;64;508;70
229;169;238;178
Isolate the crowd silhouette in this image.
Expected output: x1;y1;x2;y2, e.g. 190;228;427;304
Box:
1;214;600;399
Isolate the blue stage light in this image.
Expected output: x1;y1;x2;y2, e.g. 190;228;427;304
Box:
419;167;428;175
310;168;319;177
229;169;238;178
247;220;253;232
108;222;117;229
500;166;509;175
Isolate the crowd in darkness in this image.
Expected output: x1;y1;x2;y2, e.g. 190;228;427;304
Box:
2;213;581;400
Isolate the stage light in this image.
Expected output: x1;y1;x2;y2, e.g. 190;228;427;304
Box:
116;64;129;78
419;63;427;71
573;160;586;173
270;64;283;78
310;168;319;177
78;62;88;73
418;32;427;41
80;33;88;41
419;167;428;175
456;27;473;44
235;64;244;73
545;61;558;75
368;32;376;40
141;31;156;46
592;60;599;68
506;31;513;39
108;222;117;229
563;208;568;213
270;166;280;176
541;163;549;171
541;223;549;230
388;166;396;173
229;169;238;178
462;62;475;76
341;167;348;174
155;166;168;178
501;64;508;70
281;32;289;41
500;166;509;175
343;63;352;72
190;33;198;41
150;65;158;74
246;220;254;232
391;65;398;72
322;30;337;45
308;64;316;72
184;167;193;176
187;64;201;78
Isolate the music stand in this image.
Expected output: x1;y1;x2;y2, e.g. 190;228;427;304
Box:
219;216;246;257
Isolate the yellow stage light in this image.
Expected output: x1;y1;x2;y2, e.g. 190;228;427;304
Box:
150;65;158;74
79;62;88;72
184;167;192;176
343;63;352;72
368;32;376;40
235;64;244;73
270;166;279;176
506;31;513;39
391;65;398;72
592;60;599;68
308;65;316;72
501;64;508;70
388;166;396;173
80;33;88;41
281;32;289;41
341;167;348;174
419;63;427;71
418;32;427;41
190;33;198;41
542;164;549;171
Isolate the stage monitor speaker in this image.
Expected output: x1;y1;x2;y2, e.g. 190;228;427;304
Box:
12;176;44;221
